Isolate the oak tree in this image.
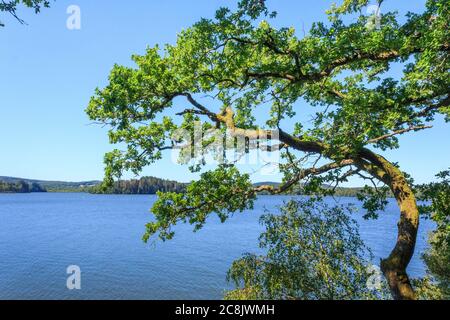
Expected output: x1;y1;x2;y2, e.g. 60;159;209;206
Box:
87;0;450;299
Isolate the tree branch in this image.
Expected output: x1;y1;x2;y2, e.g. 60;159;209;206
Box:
368;125;433;144
254;159;354;194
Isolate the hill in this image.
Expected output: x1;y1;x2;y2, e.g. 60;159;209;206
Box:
0;176;100;193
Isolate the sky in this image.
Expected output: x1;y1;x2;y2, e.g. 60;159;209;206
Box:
0;0;448;185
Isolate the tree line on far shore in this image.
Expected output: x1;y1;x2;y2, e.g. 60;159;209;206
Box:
0;175;389;197
89;177;187;194
0;181;47;193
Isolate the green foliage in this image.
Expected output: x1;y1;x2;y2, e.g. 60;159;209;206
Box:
225;198;385;300
143;165;255;241
420;233;449;299
411;277;445;300
87;0;449;243
414;169;450;299
356;185;390;219
86;0;449;299
0;0;50;26
417;169;450;223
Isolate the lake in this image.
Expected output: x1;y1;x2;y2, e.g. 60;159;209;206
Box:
0;193;434;300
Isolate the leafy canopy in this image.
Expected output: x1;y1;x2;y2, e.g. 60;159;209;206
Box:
87;0;449;241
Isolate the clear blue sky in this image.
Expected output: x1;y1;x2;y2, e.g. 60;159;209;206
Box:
1;0;448;184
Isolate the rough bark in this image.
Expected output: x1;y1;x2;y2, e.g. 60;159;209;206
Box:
380;165;419;299
358;149;419;300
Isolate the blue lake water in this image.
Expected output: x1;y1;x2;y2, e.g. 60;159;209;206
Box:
0;193;434;300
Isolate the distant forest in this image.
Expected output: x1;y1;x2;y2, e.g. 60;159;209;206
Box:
89;177;187;194
92;179;379;197
0;181;47;193
0;176;381;197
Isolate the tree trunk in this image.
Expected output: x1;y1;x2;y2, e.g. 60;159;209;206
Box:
358;150;419;300
277;126;420;299
380;165;419;300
